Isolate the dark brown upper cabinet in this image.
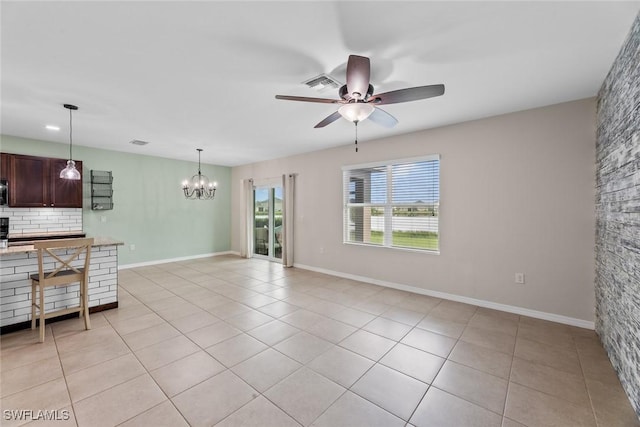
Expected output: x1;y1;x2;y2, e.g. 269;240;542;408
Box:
0;152;9;181
4;153;83;208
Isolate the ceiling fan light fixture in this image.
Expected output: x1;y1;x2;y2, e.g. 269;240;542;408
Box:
338;102;374;123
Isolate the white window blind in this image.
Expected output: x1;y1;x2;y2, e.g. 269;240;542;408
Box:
343;155;440;252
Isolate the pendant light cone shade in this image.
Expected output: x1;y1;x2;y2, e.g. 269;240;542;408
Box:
182;149;217;200
338;102;375;123
60;104;81;180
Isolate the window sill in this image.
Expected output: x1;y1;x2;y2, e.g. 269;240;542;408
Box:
343;241;440;255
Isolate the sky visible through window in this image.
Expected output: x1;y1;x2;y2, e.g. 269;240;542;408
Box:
370;160;439;203
255;187;283;203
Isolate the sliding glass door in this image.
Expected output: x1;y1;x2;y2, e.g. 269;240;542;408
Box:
253;186;283;261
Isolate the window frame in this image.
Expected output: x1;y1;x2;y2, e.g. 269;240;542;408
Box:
342;154;440;254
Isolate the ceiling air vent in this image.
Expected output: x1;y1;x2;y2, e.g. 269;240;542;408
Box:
129;139;150;146
302;73;342;92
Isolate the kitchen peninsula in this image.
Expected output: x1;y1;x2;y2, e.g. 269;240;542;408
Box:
0;150;124;332
0;236;123;332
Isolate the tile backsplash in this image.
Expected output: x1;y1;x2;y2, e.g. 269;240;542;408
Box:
0;207;82;235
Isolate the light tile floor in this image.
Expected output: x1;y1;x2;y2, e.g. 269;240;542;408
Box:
1;255;639;427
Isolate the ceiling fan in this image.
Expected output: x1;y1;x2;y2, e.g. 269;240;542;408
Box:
275;55;445;129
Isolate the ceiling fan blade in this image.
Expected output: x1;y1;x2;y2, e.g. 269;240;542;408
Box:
370;84;445;105
314;111;343;128
275;95;340;104
368;107;398;128
346;55;370;100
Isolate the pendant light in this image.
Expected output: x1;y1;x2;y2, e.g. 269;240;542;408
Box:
60;104;81;180
182;149;217;200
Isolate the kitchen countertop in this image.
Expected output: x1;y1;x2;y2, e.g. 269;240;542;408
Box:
7;231;87;239
0;237;124;255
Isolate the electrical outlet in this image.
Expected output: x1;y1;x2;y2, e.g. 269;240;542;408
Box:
130;244;136;251
515;273;525;284
100;216;107;223
319;247;324;254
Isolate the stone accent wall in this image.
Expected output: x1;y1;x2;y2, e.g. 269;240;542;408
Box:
0;245;118;327
595;13;640;417
0;207;82;234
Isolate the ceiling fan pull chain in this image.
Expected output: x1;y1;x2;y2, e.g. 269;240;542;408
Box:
355;121;358;152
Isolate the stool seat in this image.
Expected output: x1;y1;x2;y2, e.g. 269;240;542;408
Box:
30;268;86;282
30;238;94;342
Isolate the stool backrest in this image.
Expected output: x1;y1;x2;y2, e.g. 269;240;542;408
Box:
33;238;94;286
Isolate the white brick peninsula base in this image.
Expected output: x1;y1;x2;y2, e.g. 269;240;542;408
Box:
0;238;123;332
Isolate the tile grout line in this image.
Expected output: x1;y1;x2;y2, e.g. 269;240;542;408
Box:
575;333;601;427
501;313;520;425
52;323;80;427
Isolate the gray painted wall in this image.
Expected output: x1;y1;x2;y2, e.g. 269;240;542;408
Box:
233;98;597;324
595;12;640;417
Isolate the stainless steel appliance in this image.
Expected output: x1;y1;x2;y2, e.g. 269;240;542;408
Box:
0;179;7;206
0;217;8;249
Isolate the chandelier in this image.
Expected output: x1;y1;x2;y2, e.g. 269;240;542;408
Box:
182;149;216;200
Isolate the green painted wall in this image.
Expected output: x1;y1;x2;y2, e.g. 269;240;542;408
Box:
1;135;231;266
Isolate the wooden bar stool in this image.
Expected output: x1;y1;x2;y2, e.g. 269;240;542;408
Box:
30;238;94;342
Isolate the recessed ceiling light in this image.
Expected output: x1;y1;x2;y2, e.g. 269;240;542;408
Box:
129;139;150;146
45;125;60;131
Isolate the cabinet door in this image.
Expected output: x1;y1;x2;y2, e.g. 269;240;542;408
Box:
49;159;83;208
1;152;9;181
9;154;49;207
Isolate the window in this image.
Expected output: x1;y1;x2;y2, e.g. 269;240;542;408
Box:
343;155;440;252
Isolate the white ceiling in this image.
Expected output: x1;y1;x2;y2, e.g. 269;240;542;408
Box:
2;1;638;167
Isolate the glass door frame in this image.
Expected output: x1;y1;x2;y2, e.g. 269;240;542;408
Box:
253;185;282;262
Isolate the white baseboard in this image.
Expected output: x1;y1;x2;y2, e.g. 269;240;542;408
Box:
119;251;236;270
294;262;595;330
